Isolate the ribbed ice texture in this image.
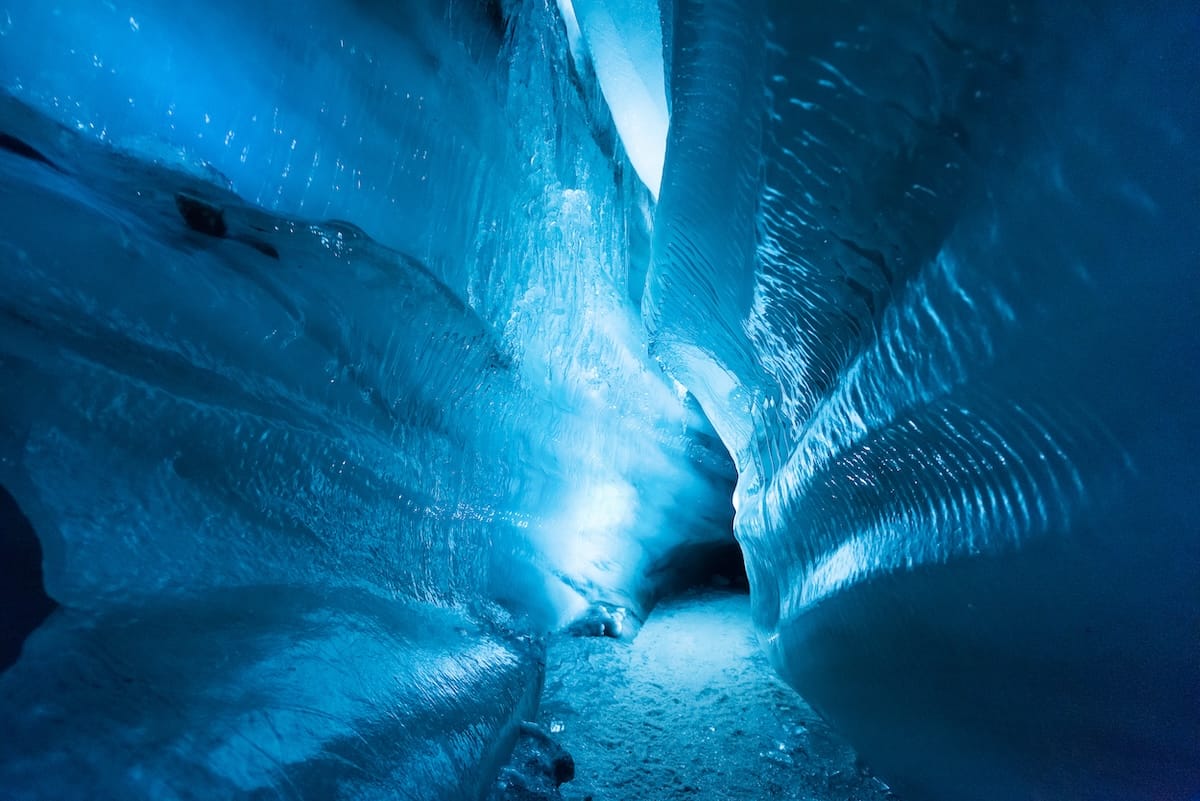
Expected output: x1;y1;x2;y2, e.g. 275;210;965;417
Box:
647;1;1199;799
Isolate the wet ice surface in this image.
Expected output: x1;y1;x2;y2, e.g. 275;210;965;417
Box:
539;591;895;801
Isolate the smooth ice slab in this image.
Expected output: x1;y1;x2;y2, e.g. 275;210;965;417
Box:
0;587;541;801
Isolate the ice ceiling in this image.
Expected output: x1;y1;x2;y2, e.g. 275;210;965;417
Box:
0;1;1197;800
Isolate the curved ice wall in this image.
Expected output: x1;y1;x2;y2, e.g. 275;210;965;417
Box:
0;0;732;797
0;0;738;614
646;1;1199;799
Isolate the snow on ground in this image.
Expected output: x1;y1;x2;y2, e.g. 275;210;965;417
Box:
538;590;897;800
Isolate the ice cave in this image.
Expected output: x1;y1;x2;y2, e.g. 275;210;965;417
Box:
0;1;1196;799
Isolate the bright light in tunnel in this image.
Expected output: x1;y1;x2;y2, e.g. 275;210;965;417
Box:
553;481;636;567
536;479;644;614
556;0;586;62
578;481;637;532
555;0;668;198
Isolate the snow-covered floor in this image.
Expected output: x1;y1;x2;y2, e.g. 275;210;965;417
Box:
538;590;896;801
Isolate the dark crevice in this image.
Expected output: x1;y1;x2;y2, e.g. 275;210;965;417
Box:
650;537;750;601
0;131;63;173
0;484;57;672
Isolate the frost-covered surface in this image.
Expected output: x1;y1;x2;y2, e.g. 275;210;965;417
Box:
537;591;892;801
646;2;1199;799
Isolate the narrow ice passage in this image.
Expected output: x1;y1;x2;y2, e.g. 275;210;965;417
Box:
0;0;1197;800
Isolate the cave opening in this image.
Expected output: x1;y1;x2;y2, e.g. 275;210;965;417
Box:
637;524;749;611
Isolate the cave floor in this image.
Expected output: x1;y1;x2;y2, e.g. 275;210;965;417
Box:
537;590;896;801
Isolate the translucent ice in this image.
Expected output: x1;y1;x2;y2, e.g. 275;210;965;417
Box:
1;0;1196;799
562;0;669;196
0;1;730;797
648;2;1199;799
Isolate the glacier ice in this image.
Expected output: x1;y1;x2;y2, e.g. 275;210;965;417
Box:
2;587;541;801
0;0;734;617
1;0;1198;799
560;0;669;196
647;2;1199;800
0;1;731;798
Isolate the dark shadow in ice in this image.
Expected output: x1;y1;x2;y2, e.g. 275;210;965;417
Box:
0;484;57;672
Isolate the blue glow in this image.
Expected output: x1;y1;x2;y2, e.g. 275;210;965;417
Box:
562;0;669;197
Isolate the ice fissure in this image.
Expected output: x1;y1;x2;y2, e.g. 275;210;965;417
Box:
0;1;1196;800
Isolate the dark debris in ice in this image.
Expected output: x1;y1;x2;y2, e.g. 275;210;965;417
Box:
175;192;228;237
174;191;280;259
489;722;576;801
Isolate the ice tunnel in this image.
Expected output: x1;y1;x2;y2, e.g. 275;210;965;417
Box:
0;1;1196;799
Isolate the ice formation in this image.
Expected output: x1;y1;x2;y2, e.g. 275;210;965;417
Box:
0;1;1196;800
646;4;1199;799
560;0;669;196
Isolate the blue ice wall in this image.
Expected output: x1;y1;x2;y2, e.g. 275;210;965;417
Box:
646;1;1199;799
0;0;733;797
0;0;735;618
0;90;546;800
